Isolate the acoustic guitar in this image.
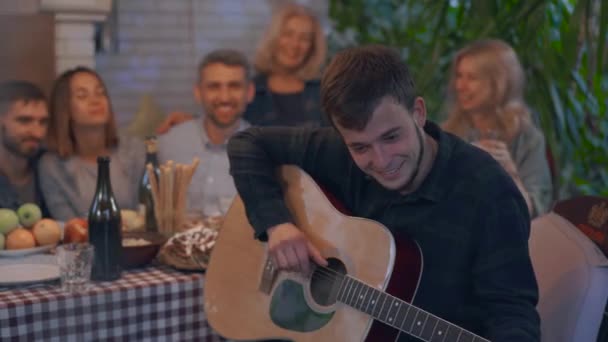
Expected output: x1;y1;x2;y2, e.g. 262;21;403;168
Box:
204;165;490;342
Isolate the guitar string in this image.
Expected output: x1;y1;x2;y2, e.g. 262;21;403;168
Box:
311;268;489;342
282;266;482;341
230;252;485;341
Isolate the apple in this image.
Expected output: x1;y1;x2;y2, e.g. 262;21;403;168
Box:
63;217;88;243
0;208;19;235
17;203;42;228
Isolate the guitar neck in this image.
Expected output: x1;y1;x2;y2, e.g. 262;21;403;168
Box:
336;275;490;342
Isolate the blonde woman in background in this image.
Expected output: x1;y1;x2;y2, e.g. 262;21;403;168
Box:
246;2;327;127
40;66;144;221
442;39;552;218
157;3;327;132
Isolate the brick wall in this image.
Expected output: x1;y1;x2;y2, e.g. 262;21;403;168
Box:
96;0;328;127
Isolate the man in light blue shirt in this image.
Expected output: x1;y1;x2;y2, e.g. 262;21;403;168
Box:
157;49;254;216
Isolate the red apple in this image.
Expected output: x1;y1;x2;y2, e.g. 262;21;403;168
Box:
63;217;88;243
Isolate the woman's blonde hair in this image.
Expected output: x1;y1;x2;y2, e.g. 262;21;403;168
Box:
442;39;531;142
47;66;119;158
254;3;326;80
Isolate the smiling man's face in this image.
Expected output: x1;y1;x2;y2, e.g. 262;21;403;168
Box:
1;99;48;158
336;96;427;191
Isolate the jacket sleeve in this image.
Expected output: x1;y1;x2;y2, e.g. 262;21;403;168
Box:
227;126;351;240
472;186;541;341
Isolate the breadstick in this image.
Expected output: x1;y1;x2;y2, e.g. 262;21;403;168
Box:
159;165;167;234
165;162;174;234
175;165;187;230
163;164;172;234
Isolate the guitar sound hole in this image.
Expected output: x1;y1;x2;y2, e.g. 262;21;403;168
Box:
310;258;347;306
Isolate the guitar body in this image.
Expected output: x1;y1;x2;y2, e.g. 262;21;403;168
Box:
205;165;422;342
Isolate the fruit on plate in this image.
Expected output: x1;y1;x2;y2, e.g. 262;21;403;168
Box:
0;208;19;235
6;228;36;250
32;218;62;246
17;203;42;228
64;217;88;243
121;209;145;232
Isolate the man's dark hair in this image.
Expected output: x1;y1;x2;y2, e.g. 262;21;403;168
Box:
321;44;417;131
198;49;252;82
0;80;46;115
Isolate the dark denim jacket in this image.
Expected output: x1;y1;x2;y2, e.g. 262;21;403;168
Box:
0;151;51;218
244;74;327;127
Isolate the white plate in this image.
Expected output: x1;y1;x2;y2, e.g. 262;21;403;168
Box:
0;244;56;258
0;221;64;258
0;263;60;285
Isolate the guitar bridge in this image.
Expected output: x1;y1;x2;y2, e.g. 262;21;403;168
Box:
259;258;277;294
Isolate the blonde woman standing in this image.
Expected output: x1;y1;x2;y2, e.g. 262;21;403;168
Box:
247;3;327;127
442;39;552;218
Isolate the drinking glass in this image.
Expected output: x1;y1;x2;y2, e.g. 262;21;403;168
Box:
56;243;95;293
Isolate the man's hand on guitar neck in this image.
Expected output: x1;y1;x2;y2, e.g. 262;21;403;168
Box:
267;223;328;275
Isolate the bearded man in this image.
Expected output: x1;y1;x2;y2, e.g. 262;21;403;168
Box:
0;81;50;216
157;49;254;215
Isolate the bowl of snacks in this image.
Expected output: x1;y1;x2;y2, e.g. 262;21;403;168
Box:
157;225;219;271
121;231;167;269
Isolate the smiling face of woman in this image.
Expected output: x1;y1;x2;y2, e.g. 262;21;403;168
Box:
274;15;315;72
69;71;110;127
454;56;494;113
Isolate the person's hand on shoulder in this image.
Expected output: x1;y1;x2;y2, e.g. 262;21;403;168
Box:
267;222;327;275
156;111;195;134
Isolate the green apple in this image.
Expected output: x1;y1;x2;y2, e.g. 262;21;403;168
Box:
0;209;19;235
17;203;42;228
0;233;4;250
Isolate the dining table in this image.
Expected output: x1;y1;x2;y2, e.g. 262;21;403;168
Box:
0;253;226;341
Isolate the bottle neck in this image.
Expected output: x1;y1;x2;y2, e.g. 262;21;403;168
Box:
96;159;112;191
145;152;159;165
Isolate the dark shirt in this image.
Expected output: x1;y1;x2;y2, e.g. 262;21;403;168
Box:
244;74;328;127
227;121;540;341
0;152;51;218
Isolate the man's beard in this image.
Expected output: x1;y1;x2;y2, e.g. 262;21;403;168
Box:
1;126;39;158
397;121;425;193
206;104;241;129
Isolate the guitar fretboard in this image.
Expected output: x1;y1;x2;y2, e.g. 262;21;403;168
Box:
336;275;490;342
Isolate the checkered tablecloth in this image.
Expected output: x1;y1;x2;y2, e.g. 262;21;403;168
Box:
0;265;225;341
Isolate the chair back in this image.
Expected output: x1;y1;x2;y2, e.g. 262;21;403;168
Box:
553;196;608;256
529;196;608;342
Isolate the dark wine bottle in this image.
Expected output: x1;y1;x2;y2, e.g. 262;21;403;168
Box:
88;156;122;281
139;136;160;232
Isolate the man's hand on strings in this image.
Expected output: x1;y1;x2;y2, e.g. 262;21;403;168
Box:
267;223;328;275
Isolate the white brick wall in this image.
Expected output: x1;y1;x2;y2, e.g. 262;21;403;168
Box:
55;22;97;73
95;0;328;127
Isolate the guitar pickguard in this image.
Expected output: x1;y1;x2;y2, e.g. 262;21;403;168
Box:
270;279;334;332
268;257;347;332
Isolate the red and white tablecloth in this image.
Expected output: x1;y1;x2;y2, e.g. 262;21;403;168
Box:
0;266;225;341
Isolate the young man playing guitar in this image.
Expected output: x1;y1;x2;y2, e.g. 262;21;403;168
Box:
225;45;540;341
